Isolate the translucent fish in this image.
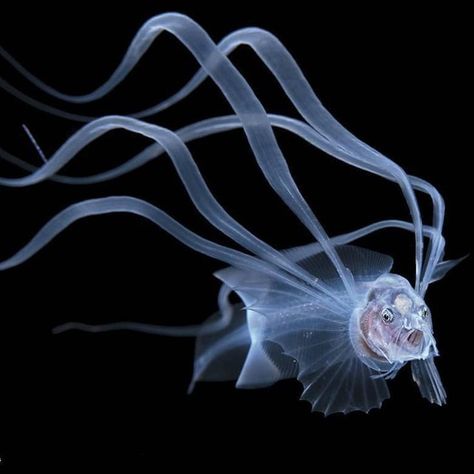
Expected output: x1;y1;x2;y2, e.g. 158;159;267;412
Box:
0;13;464;414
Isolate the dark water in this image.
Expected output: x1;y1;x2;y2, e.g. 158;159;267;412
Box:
0;1;469;469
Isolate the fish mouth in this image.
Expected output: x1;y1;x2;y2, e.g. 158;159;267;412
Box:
406;329;423;347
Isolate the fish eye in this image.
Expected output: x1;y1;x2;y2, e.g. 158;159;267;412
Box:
420;306;429;319
381;307;394;324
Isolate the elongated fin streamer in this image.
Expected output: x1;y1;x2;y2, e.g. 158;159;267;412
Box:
411;358;447;406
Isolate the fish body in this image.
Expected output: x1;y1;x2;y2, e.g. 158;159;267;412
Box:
191;244;435;414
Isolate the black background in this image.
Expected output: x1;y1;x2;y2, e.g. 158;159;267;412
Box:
0;1;470;470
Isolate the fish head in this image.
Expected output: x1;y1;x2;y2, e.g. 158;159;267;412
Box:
357;274;436;364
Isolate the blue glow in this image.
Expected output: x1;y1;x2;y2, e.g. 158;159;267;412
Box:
0;13;462;414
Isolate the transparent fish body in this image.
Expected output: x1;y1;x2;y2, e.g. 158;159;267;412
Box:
0;13;462;414
192;245;431;414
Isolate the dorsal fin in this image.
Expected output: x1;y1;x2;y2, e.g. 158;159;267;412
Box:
284;244;393;286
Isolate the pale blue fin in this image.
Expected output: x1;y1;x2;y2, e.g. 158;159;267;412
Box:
411;358;447;406
214;265;335;316
429;255;467;284
215;244;393;313
189;303;250;392
236;342;282;388
284;244;393;288
271;318;389;414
